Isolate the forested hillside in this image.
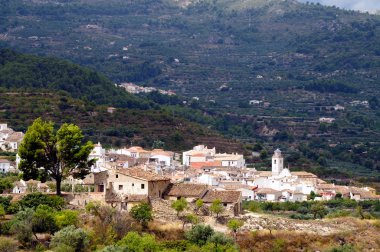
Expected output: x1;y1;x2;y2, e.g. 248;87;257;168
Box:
1;0;380;187
0;49;243;152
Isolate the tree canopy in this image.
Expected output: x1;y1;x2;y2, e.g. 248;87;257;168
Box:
18;118;95;195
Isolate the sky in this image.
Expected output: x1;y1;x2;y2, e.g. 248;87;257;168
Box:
298;0;380;13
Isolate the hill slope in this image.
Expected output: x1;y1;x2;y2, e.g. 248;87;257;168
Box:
0;49;243;152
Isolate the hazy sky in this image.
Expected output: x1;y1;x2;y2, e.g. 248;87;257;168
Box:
299;0;380;13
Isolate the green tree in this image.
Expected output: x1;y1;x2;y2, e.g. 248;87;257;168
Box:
210;199;224;218
50;225;89;252
311;203;326;219
227;219;244;240
181;213;199;229
18;118;95;195
195;199;204;215
185;224;215;246
130;203;153;229
171;197;188;217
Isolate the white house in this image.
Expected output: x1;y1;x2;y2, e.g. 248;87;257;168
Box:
182;145;216;166
89;142;106;171
0;159;11;173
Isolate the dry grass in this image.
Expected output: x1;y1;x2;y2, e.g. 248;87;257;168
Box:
237;219;380;252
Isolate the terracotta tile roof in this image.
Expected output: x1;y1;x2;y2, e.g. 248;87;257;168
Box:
117;167;170;181
166;183;208;197
0;159;10;163
191;161;222;169
202;190;241;203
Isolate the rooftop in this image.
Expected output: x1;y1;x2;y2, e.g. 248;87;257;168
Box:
117;167;170;181
202;190;241;203
165;183;208;197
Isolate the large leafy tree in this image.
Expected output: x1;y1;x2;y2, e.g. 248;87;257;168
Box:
18;118;94;195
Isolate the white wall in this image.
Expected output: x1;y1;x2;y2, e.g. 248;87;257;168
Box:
0;162;10;173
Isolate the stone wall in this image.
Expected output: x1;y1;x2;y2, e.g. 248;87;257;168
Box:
62;192;105;207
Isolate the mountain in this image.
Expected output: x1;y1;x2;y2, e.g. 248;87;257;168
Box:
0;49;243;152
1;0;380;186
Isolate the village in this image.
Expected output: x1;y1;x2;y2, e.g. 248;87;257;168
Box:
1;123;379;219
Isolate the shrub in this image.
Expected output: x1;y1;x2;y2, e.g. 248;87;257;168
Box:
185;224;215;246
208;232;234;246
19;193;65;210
328;244;356;252
325;210;351;219
10;208;35;247
0;196;12;213
55;210;79;229
50;225;90;252
116;232;160;251
0;220;13;235
32;205;58;234
0;237;18;252
289;214;313;220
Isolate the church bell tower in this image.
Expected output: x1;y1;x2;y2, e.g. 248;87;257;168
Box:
272;149;284;176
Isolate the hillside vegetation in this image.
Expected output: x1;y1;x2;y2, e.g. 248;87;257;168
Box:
0;49;242;152
1;0;380;184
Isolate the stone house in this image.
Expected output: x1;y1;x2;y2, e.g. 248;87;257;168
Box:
107;168;170;198
164;183;208;202
201;190;242;216
102;167;171;211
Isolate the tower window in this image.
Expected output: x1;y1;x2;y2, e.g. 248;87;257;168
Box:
274;160;276;164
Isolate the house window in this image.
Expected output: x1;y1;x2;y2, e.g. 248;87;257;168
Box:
141;184;145;189
119;185;123;190
223;203;227;207
274;160;276;164
132;183;134;187
116;174;118;178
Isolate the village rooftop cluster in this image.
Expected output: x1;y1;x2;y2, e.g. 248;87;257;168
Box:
1;123;379;217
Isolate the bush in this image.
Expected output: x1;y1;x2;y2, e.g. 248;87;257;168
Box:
0;196;12;213
32;205;58;234
50;225;90;252
10;208;35;247
185;224;215;246
325;210;351;219
0;237;18;252
0;220;13;235
289;214;313;220
116;232;160;251
55;210;79;229
19;193;65;210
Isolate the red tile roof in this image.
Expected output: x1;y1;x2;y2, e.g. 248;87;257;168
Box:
117;167;170;181
166;183;208;197
202;190;241;203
